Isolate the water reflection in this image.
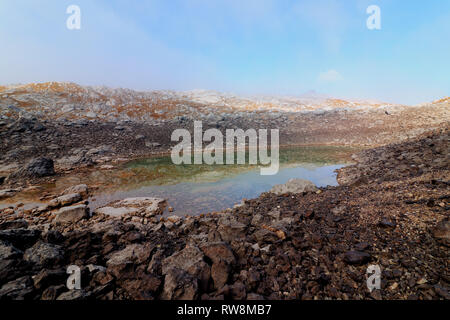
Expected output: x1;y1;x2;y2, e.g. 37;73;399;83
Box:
88;146;357;216
1;146;357;215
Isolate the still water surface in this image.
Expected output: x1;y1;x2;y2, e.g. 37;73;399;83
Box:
87;146;356;216
0;146;357;215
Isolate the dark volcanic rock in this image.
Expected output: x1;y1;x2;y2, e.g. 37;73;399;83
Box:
0;229;41;250
41;285;66;300
0;276;34;300
119;274;161;300
432;218;450;247
0;219;28;231
162;246;210;291
53;205;89;225
33;269;67;290
56;289;91;300
14;158;55;178
199;242;235;265
0;241;27;286
161;268;198;300
344;251;371;265
24;241;64;268
106;243;152;279
378;219;396;229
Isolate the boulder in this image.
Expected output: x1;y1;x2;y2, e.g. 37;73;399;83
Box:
62;184;89;198
230;281;247;300
199;242;235;265
162;246;210;291
0;240;26;285
0;276;34;300
119;274;161;300
106;244;152;278
433;218;450;246
0;229;41;250
96;197;167;218
41;285;66;300
210;261;231;290
161;268;198;300
344;251;371;265
56;155;93;170
217;217;247;242
0;219;28;230
53;204;89;225
378;219;396;229
96;207;139;217
32;269;67;290
42;230;65;244
15;158;55;178
145;142;161;148
269;179;318;195
0;240;23;260
49;193;81;208
0;189;18;200
200;242;235;289
24;241;64;267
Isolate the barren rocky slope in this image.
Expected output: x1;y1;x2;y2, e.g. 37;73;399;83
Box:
0;126;448;300
0;83;448;181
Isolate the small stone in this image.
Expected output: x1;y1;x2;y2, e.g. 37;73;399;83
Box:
378;219;396;228
416;278;428;285
389;282;398;290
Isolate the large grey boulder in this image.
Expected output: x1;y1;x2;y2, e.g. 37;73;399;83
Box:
95;197;167;218
53;204;89;225
269;178;318;195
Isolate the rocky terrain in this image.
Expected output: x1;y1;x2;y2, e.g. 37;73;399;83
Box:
0;126;448;300
0;83;449;185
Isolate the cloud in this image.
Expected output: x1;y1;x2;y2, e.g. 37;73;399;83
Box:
318;69;343;83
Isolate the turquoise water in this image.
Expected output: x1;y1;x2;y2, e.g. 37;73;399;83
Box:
88;146;355;216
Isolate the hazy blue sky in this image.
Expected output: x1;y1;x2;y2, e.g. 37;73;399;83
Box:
0;0;449;104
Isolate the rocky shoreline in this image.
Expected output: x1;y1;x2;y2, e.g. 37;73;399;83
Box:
0;126;448;300
1;90;449;186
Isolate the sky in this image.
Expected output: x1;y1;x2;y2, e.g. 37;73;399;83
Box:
0;0;449;104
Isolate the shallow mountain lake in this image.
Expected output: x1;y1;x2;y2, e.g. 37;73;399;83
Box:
85;146;357;216
1;146;358;215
